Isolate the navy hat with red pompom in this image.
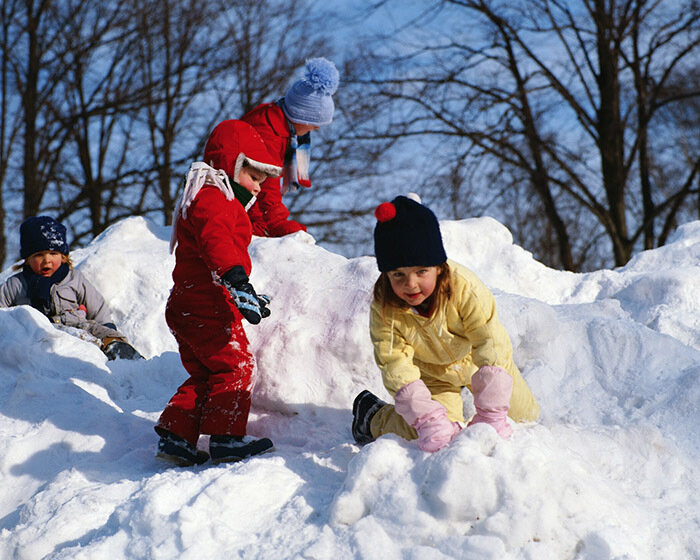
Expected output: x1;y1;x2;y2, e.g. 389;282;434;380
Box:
373;195;447;272
20;216;70;259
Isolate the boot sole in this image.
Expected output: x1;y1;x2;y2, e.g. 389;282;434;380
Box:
156;451;209;467
211;444;275;465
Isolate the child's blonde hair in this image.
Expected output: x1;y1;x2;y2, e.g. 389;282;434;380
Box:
12;253;73;271
373;262;452;316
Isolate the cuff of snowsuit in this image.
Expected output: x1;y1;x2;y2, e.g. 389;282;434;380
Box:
266;220;306;237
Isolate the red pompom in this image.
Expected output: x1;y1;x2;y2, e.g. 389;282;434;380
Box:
375;202;396;223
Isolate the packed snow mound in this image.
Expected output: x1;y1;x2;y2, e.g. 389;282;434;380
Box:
443;217;700;349
0;215;698;559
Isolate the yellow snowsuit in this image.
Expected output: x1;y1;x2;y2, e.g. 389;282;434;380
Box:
369;260;540;440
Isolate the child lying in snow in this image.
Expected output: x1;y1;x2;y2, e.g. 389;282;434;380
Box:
0;216;142;360
352;195;540;452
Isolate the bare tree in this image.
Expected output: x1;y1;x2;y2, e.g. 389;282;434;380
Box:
1;1;140;249
6;1;103;220
640;65;700;245
127;0;336;227
352;0;700;270
0;0;24;264
217;0;333;116
46;2;147;242
1;0;352;261
1;0;103;259
126;0;231;226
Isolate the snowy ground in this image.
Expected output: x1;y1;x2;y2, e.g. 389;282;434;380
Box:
0;215;698;559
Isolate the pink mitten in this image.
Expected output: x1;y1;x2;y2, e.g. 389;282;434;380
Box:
468;366;514;439
413;407;460;452
395;379;460;452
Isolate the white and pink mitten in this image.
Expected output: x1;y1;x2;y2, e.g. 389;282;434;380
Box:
395;379;460;452
468;365;514;439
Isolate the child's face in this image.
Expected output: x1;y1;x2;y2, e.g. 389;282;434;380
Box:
387;266;440;307
27;251;64;277
238;167;267;196
292;122;319;136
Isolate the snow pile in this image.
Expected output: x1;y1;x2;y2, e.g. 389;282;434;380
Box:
0;216;698;559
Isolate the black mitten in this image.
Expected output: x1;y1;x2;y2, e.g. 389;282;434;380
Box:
257;294;271;318
220;266;271;324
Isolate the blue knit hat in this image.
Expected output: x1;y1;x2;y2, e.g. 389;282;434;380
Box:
282;58;339;126
20;216;70;259
374;195;447;272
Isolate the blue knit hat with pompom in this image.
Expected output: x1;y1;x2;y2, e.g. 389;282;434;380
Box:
282;58;339;126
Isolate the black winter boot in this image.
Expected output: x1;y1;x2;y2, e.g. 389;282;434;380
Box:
352;390;387;445
103;340;144;361
209;435;274;463
156;429;209;466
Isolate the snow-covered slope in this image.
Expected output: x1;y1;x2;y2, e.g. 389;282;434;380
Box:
0;216;697;559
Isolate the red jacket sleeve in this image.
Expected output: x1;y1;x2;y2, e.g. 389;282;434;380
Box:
256;175;291;229
241;103;306;235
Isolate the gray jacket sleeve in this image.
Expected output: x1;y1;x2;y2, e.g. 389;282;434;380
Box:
54;269;125;340
0;274;27;308
74;270;114;325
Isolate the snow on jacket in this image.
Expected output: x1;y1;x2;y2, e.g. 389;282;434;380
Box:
0;267;123;340
369;260;540;422
239;102;299;236
178;119;279;323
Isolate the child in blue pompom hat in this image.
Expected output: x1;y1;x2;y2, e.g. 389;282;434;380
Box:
0;216;142;360
236;57;340;237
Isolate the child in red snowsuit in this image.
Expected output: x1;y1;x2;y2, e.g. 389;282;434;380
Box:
155;120;282;466
236;57;339;237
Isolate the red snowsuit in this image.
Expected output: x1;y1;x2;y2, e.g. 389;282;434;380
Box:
157;186;255;444
238;102;307;237
158;120;279;446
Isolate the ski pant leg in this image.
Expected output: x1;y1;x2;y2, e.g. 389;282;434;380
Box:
505;367;540;422
370;403;416;440
196;319;255;438
159;295;255;443
156;336;211;445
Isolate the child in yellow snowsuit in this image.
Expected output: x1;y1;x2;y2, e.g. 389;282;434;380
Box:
352;195;539;452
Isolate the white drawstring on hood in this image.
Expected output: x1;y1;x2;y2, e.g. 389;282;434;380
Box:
169;162;236;253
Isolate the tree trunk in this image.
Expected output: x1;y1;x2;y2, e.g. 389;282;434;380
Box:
22;8;41;217
593;0;630;265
